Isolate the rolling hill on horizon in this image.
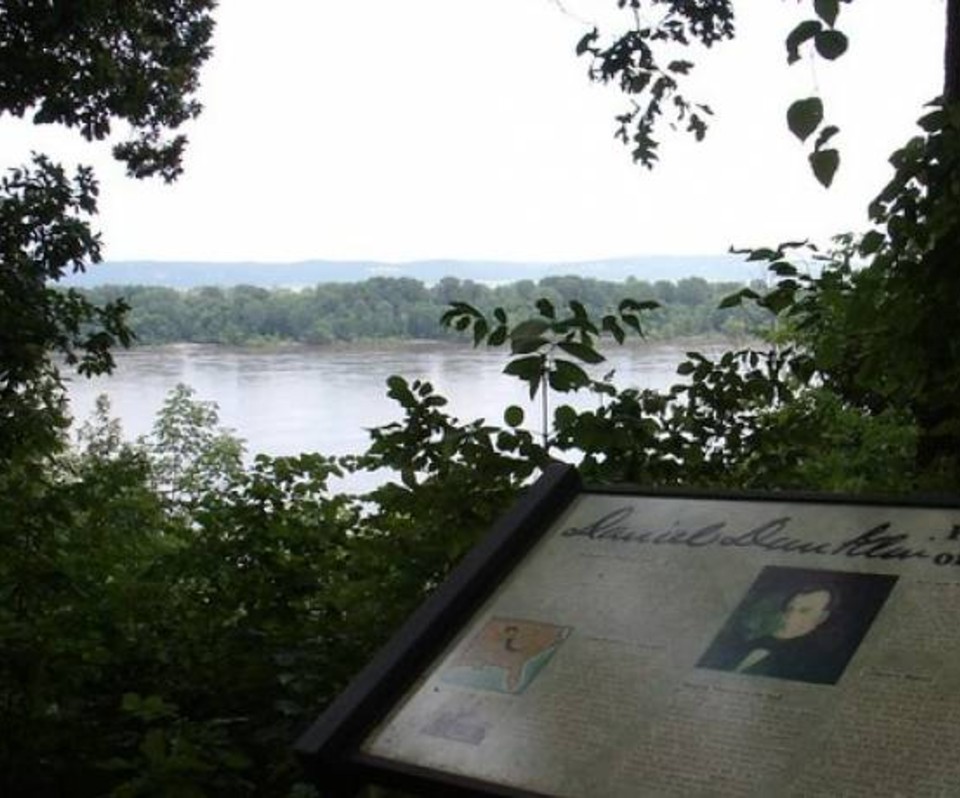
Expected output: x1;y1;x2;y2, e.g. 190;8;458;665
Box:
61;254;769;289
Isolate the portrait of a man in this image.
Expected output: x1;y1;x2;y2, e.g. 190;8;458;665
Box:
697;566;898;685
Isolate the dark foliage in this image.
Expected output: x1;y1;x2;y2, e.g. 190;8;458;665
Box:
0;156;131;462
0;0;216;181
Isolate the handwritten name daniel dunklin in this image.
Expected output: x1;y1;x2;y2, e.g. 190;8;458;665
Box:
560;507;960;567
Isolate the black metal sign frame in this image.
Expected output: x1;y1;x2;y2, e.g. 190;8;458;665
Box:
295;463;582;797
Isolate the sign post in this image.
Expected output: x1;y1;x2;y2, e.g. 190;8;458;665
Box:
296;465;960;796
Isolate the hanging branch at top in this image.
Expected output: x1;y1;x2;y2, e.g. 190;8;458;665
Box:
0;0;217;182
576;0;734;168
577;0;854;186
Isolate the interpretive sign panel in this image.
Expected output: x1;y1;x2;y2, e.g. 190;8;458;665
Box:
297;465;960;797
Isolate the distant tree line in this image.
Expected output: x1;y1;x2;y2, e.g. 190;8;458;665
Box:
80;275;771;346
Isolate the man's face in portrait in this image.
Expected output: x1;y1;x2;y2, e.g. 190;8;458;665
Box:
774;588;831;640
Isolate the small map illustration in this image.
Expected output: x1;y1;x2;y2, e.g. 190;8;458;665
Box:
421;699;489;745
440;617;571;694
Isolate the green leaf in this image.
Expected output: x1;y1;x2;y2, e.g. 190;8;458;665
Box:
554;404;579;429
472;318;489;347
718;288;760;309
121;693;142;712
814;124;839;151
746;248;778;262
504;405;524;427
576;28;598;56
549;359;590;392
98;757;134;772
221;751;252;770
446;301;481;316
762;283;799;313
815;29;848;60
488;325;508;346
809;148;840;187
859;230;885;256
496;430;518;450
786;20;822;64
813;0;840;27
535;298;556;319
569;300;588;319
621;313;643;334
504;355;544;382
787;97;823;142
140;729;167;765
602;315;625;344
556;340;605;364
493;307;507;324
512;319;550;339
918;109;945;133
511;335;549;355
619;298;659;312
769;261;798;276
386;375;415;407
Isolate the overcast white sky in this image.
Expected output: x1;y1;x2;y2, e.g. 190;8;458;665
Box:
1;0;947;263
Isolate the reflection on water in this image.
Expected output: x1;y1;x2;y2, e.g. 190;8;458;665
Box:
65;341;731;460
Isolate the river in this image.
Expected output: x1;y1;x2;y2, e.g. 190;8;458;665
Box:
65;340;732;461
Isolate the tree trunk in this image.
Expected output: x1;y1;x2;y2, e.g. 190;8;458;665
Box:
913;0;960;475
946;0;960;101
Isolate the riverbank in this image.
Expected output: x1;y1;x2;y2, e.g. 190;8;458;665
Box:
122;332;764;356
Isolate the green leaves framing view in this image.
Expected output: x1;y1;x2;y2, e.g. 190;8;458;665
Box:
3;1;960;795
